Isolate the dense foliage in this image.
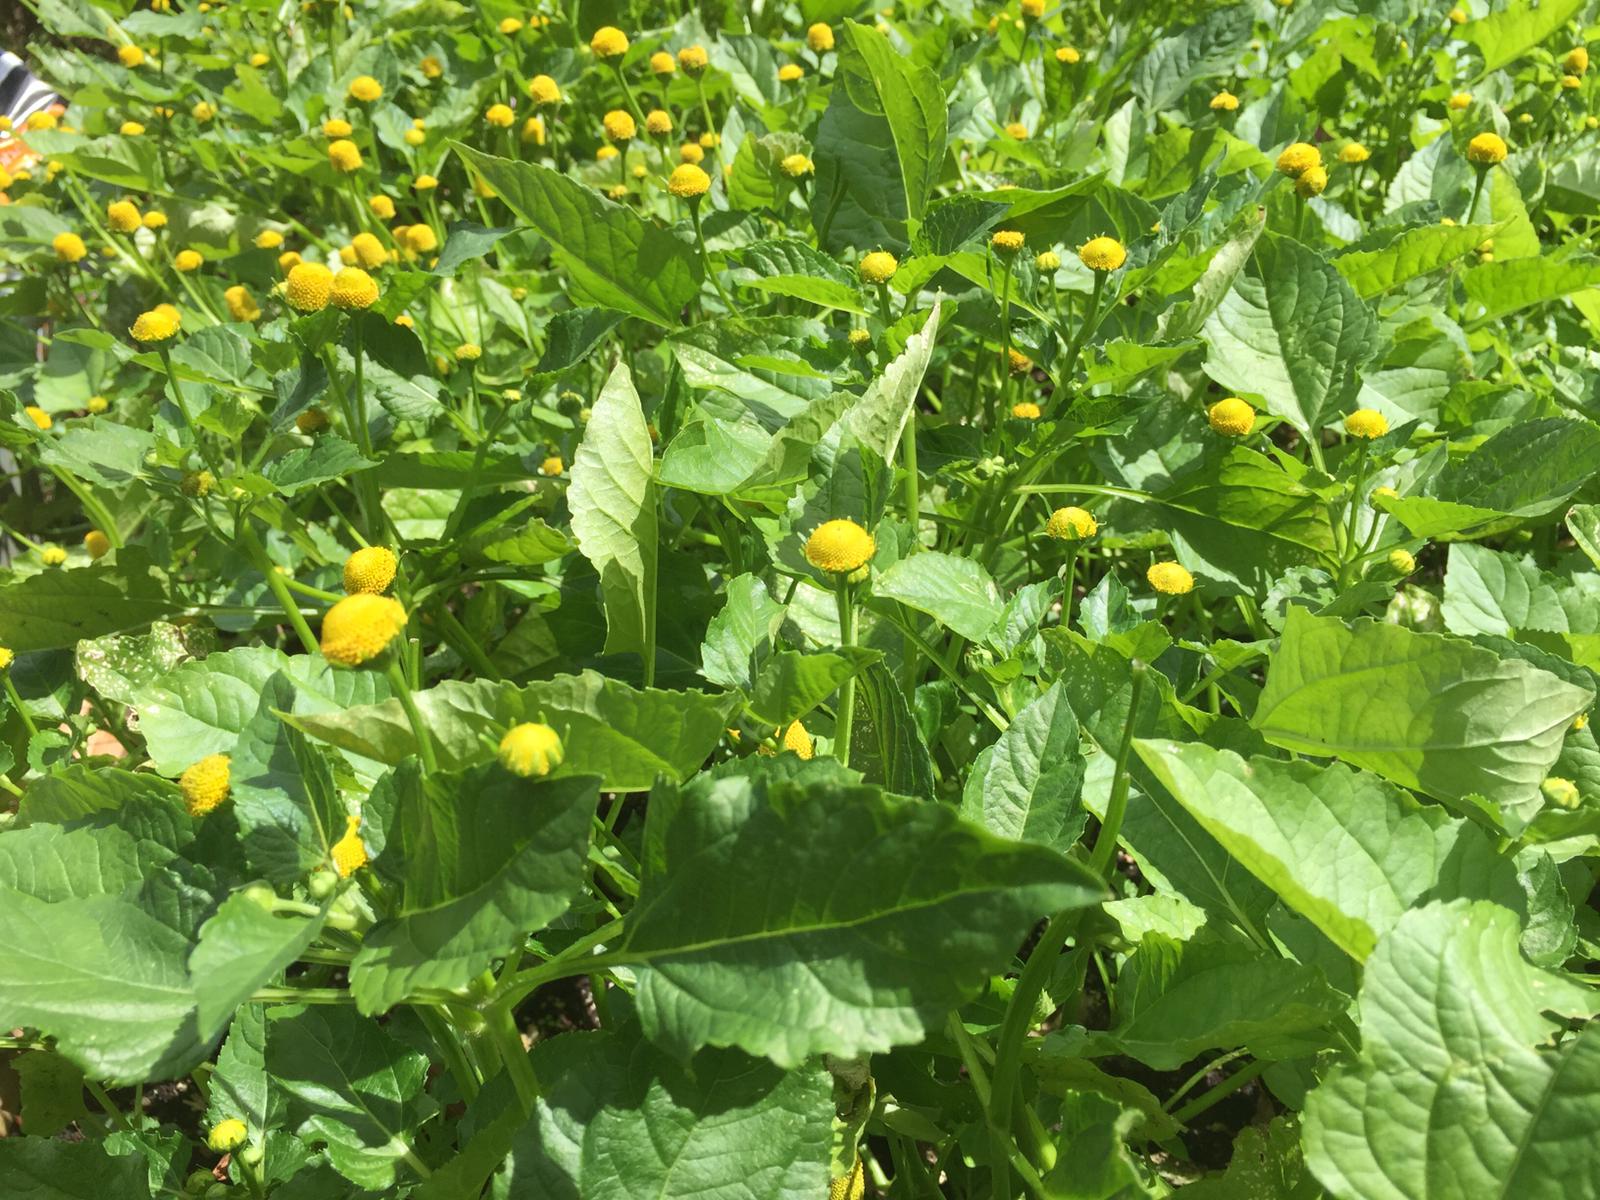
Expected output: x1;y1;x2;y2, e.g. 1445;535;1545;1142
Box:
2;0;1599;1195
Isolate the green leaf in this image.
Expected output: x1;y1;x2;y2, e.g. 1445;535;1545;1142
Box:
1132;6;1253;109
810;85;907;254
746;647;881;727
961;682;1086;852
701;573;788;690
1460;0;1585;74
874;550;1004;642
1568;503;1600;569
1441;543;1600;636
568;361;658;663
1462;254;1600;322
0;1137;154;1199
532;307;626;376
287;672;734;792
14;1051;90;1138
16;763;183;828
1202;234;1380;436
841;20;947;221
1428;418;1600;522
1254;609;1593;817
841;303;939;465
1135;740;1518;960
455;146;700;326
350;766;597;1014
0;548;179;652
849;661;938;802
431;222;515;277
189;892;326;1041
622;771;1103;1066
1334;223;1493;298
508;1027;833;1199
266;1006;434;1191
262;436;376;495
1303;900;1600;1200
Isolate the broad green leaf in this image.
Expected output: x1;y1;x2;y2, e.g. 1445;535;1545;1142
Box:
1202;234;1380;436
1462;254;1600;322
0;1137;153;1198
1441;543;1600;637
568;361;657;664
456;147;700;326
849;661;938;802
266;1006;434;1191
841;20;946;221
1427;418;1600;522
701;573;787;690
1303;900;1600;1200
14;1051;89;1138
533;307;626;376
1461;0;1585;74
810;85;907;254
350;766;597;1014
0;548;179;652
841;302;939;465
74;621;209;709
874;550;1004;641
262;436;375;495
1135;741;1518;960
508;1028;833;1199
961;682;1086;852
189;893;326;1042
207;1004;272;1136
1132;6;1253;109
1334;223;1493;298
16;764;182;828
745;647;881;727
1254;609;1593;816
623;771;1102;1066
1183;1116;1320;1199
430;221;515;277
287;672;734;791
1569;504;1600;569
669;317;834;412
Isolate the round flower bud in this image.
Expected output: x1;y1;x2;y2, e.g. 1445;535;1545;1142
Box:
498;722;565;776
0;647;12;670
119;120;145;136
1339;142;1370;164
485;102;514;127
539;455;563;476
419;54;443;78
369;194;396;219
454;342;482;361
84;530;111;559
130;306;181;343
278;250;302;272
404;224;438;253
1387;548;1416;576
320;593;407;666
328;138;362;172
1210;90;1239;111
225;284;261;321
1008;349;1033;375
206;1119;247;1153
1275;141;1321;177
665;163;711;198
1448;91;1472;111
285;262;334;312
348;75;382;102
1207;397;1254;436
780;153;814;177
107;199;142;232
180;469;214;497
646;109;673;137
52;232;87;263
24;405;51;430
1542;776;1581;810
1447;6;1466;23
779;63;804;82
1021;0;1045;18
330;267;379;310
807;23;835;52
1295;164;1329;197
143;210;168;229
991;229;1025;256
1004;121;1029;139
254;229;284;250
603;109;636;141
1566;47;1589;75
859;251;898;283
118;44;145;68
1562;74;1582;90
1046;506;1096;540
1147;561;1195;595
678;45;708;74
1011;401;1041;420
330;813;368;876
87;395;108;413
590;26;629;58
699;131;721;149
1466;131;1507;165
296;407;329;434
848;328;872;351
174;249;203;272
40;544;66;566
1345;408;1388;439
1035;250;1061;271
499;16;523;33
649;51;675;75
1077;236;1126;271
248;51;270;67
193;100;215;121
1056;46;1081;64
805;519;875;573
181;753;232;817
349;232;386;270
323;118;353;137
343;545;397;594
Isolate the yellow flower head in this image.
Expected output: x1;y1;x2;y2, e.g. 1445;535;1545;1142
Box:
650;51;676;75
541;455;564;476
1055;46;1082;64
1207;397;1254;436
193;100;215;121
323;118;353;137
1210;90;1239;111
296;406;328;434
1566;47;1589;75
1046;506;1096;540
859;250;898;284
603;109;637;142
278;250;303;272
118;45;146;68
221;284;259;322
330;266;379;309
0;647;11;670
453;343;481;362
1295;164;1329;197
529;75;562;106
87;395;108;414
805;519;875;573
343;546;397;594
522;115;546;144
1448;91;1471;111
1541;776;1581;810
486;102;515;128
40;544;67;566
645;109;673;137
84;530;111;559
350;231;386;269
206;1119;247;1153
1467;131;1507;165
120;120;146;136
52;232;87;263
130;306;181;343
498;722;565;776
254;229;285;250
679;141;706;165
808;23;835;52
678;45;709;74
780;153;814;177
420;55;443;79
848;328;872;352
499;16;523;33
1077;236;1126;271
1562;74;1582;90
331;814;367;876
1387;548;1416;576
414;173;439;190
1147;561;1195;595
26;111;57;131
1345;408;1388;439
591;26;629;58
699;131;721;149
320;593;406;666
174;248;203;272
348;75;382;102
1447;6;1466;23
328;138;363;172
779;63;805;82
248;52;270;67
137;209;167;232
180;753;231;817
1036;250;1061;271
1276;141;1321;177
108;199;142;232
1008;348;1033;375
1338;141;1370;164
1004;120;1029;139
369;194;396;219
24;405;51;430
1011;401;1041;420
404;224;438;253
285;262;334;312
667;163;711;197
180;469;214;497
989;229;1026;258
780;720;815;759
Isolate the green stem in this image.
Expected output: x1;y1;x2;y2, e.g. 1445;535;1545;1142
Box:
490;1002;539;1114
236;521;320;654
3;674;40;739
834;577;857;766
386;660;439;773
493;917;626;1008
52;467;123;547
689;199;734;310
1087;661;1146;880
83;1077;134;1133
415;1004;482;1102
1169;1058;1266;1125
